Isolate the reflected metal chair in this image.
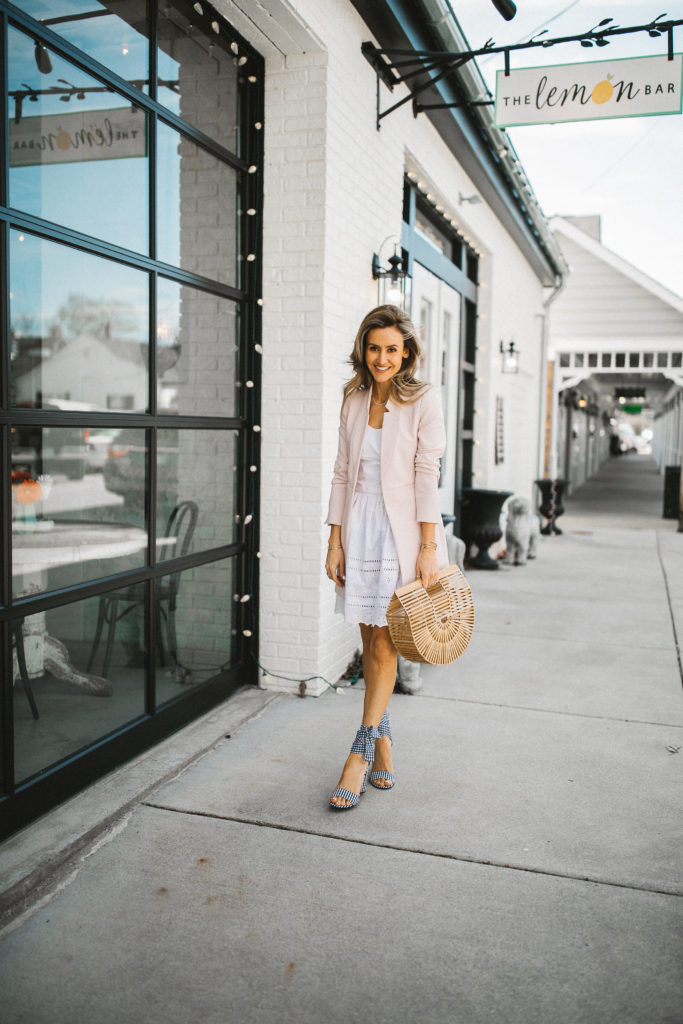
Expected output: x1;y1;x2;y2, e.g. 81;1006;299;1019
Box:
87;501;199;677
12;623;40;720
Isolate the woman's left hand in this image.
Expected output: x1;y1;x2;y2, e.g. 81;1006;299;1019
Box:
416;547;439;588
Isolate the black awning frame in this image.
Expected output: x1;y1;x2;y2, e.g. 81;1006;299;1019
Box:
362;15;682;129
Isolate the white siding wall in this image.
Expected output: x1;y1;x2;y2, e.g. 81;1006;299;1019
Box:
550;222;683;351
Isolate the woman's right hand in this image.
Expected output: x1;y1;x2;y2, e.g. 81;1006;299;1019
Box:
325;547;345;588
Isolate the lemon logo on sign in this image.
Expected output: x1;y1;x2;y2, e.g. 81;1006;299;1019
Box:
591;73;614;104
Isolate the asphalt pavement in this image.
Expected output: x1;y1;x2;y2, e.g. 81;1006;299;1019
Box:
1;454;682;1024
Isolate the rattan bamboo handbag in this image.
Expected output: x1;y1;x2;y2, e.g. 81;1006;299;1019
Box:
386;564;475;665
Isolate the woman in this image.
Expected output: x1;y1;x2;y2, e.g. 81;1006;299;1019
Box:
325;304;448;810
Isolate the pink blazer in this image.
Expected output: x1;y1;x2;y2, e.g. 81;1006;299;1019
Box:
326;385;449;589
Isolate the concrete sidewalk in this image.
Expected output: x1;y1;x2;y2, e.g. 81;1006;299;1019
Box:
1;456;682;1024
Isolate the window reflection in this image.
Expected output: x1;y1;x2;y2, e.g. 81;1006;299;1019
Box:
156;429;239;556
155;558;237;705
157;277;238;416
11;427;148;597
157;1;239;150
19;1;150;89
13;587;146;784
8;25;148;252
157;120;239;284
10;231;149;412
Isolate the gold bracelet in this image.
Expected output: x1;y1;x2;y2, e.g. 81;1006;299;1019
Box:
421;541;437;550
328;545;342;551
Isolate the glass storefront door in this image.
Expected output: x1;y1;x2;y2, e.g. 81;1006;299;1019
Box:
0;0;263;839
412;261;461;517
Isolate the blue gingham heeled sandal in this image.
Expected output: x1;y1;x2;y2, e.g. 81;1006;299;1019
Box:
329;724;380;810
369;710;395;790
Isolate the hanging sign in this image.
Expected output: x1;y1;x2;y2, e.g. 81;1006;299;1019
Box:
495;54;683;127
10;107;147;167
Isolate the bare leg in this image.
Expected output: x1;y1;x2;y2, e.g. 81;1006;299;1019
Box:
361;624;395;787
330;624;396;807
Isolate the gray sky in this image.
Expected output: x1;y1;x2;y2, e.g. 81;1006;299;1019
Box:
452;1;683;298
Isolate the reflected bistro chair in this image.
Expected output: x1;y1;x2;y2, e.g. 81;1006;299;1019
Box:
12;623;40;720
87;501;199;677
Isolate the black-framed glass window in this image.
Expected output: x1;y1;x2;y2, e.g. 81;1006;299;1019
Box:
10;229;149;410
156;428;240;553
156;119;239;283
155;557;238;705
157;2;240;149
11;425;149;596
13;584;148;785
16;2;151;88
415;199;462;267
1;0;263;840
8;24;149;252
156;276;239;416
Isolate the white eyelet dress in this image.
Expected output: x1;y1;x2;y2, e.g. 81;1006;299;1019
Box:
335;425;400;627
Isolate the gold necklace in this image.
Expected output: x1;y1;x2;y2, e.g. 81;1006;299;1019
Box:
371;394;388;406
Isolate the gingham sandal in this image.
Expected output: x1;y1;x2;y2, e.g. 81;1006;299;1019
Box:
329;724;380;810
369;710;395;790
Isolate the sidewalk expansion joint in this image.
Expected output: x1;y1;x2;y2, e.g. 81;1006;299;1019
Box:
656;530;683;688
414;692;683;729
473;627;665;653
142;801;683;899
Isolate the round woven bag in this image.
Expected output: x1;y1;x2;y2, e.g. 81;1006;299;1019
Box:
386;564;475;665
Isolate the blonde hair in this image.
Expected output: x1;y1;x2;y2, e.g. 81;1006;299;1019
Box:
342;305;427;405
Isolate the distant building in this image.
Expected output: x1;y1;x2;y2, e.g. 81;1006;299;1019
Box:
548;215;683;490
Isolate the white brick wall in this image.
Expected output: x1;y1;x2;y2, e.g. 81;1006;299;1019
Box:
219;0;554;691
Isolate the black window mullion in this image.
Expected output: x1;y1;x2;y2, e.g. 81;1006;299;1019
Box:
1;618;15;797
0;211;247;306
149;0;158;103
1;221;10;622
145;579;155;714
2;1;249;173
2;541;244;621
149;272;157;415
237;44;263;660
149;111;157;264
0;9;10;802
0;220;8;414
0;10;7;210
1;428;10;802
147;426;157;713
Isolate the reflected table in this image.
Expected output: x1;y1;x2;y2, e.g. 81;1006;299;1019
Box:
12;523;149;699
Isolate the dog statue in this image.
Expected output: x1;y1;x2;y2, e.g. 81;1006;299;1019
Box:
504;496;540;566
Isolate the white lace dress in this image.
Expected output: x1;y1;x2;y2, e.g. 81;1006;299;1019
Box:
335;425;401;627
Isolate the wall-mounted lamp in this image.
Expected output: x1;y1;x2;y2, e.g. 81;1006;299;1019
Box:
372;243;410;308
500;339;519;374
490;0;517;20
459;192;482;206
34;41;53;75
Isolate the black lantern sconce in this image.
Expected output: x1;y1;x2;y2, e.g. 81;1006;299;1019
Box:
500;339;519;374
372;242;410;309
491;0;517;20
34;41;53;74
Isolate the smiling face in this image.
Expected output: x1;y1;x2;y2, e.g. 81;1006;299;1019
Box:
364;326;409;389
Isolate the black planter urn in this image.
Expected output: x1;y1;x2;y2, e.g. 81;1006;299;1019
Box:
460;488;513;569
534;478;569;535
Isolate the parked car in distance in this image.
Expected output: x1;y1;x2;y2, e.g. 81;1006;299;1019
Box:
84;427;121;472
103;428;178;506
11;400;90;481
